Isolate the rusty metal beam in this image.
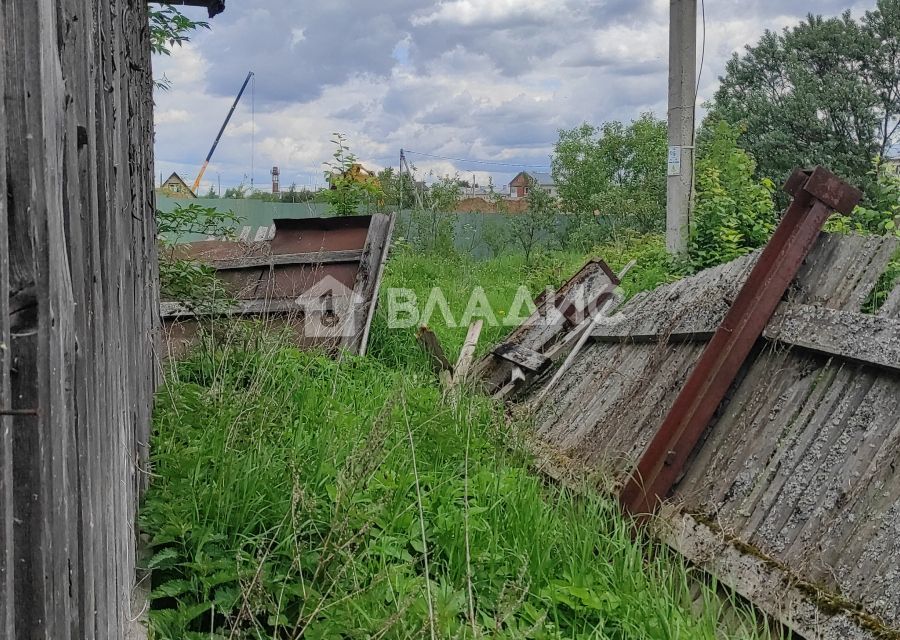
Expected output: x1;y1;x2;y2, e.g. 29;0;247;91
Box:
619;167;862;518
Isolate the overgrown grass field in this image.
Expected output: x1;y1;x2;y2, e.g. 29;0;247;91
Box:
141;237;776;639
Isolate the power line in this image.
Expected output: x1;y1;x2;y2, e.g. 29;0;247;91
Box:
688;0;707;228
695;0;706;111
403;149;551;170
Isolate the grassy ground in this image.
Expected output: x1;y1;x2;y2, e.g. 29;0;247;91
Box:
141;236;774;639
369;234;678;368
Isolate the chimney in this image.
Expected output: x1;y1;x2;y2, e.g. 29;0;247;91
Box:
271;166;280;194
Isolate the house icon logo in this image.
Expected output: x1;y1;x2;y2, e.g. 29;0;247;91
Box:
295;275;366;340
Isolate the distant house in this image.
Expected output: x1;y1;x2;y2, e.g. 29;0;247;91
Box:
462;184;496;199
509;171;557;199
158;172;196;199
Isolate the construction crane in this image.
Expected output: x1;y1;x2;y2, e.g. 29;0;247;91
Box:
191;70;254;195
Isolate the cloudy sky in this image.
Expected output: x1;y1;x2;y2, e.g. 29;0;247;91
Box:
153;0;873;195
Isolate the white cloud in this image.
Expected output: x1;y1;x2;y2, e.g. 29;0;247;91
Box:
412;0;556;26
153;0;881;195
155;109;191;124
290;27;306;48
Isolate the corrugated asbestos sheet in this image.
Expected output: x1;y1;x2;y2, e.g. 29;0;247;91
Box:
161;214;394;357
500;232;900;640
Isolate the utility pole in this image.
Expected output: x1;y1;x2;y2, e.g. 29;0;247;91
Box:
666;0;697;255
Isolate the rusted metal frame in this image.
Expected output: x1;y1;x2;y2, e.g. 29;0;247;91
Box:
211;250;364;271
160;299;313;319
619;167;862;518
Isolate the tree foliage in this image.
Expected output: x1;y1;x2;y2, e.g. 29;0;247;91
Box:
552;114;666;231
689;122;777;270
376;166;417;210
507;183;558;264
406;175;461;254
827;158;900;236
711;1;900;193
322;134;383;216
149;4;209;56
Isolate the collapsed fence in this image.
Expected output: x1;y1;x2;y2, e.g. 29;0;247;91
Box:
161;214;395;358
479;169;900;639
1;1;158;637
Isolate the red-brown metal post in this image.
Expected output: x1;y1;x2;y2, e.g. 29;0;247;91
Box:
619;167;862;517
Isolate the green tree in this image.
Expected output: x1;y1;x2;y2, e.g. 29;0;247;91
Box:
322;134;383;216
149;4;208;56
423;174;462;212
223;184;247;199
407;175;461;254
280;184;316;203
828;158;900;236
204;186;219;199
553;114;666;231
508;183;558;264
376;166;416;210
711;2;900;193
689;121;777;270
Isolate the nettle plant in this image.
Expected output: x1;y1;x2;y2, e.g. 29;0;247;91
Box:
157;203;241;313
827;158;900;237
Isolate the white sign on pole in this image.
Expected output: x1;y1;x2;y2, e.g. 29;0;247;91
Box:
667;145;682;177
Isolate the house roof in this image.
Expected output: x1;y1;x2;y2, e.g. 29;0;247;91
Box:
509;171;555;188
526;171;554;186
161;172;196;197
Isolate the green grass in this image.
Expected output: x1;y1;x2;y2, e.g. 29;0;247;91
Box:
141;237;773;639
370;234;679;368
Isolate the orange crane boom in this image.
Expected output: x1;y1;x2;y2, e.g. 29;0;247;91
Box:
191;71;253;194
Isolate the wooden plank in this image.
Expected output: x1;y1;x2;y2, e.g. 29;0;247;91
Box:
475;259;619;394
58;0;99;632
492;343;551;373
794;234;899;312
0;0;159;634
764;303;900;373
451;320;484;388
7;1;56;634
0;0;14;630
341;213;395;355
880;282;900;318
211;249;364;271
416;326;453;373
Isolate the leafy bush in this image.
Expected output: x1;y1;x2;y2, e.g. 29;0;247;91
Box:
507;187;559;264
827;158;900;236
553;114;666;229
404;175;462;255
689;121;777;270
322;134;383;216
157;202;241;310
